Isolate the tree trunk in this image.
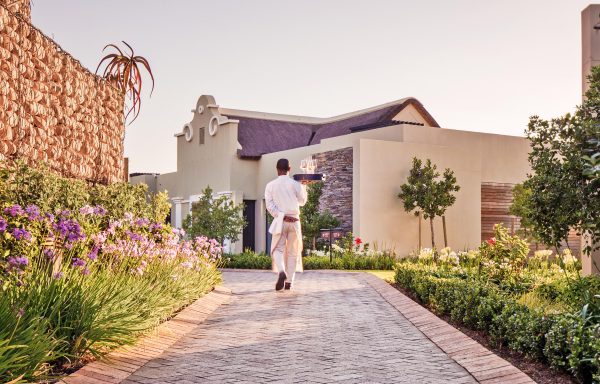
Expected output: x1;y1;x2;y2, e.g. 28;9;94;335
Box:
312;236;316;250
442;215;447;247
418;211;422;250
430;217;435;249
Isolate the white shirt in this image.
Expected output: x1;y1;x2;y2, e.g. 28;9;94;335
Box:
265;175;308;220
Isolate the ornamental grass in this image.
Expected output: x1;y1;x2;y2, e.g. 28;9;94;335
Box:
0;203;222;383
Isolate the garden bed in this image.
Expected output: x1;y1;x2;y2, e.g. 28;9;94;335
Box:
394;225;600;384
392;282;576;384
0;163;223;383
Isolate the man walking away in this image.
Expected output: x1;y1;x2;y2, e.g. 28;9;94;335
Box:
265;158;308;291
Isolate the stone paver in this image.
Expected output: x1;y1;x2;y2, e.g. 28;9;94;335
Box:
66;270;535;384
121;271;479;384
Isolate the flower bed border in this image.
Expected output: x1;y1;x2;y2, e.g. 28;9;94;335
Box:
362;274;535;384
59;286;232;384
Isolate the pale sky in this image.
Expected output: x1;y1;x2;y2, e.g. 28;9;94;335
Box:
32;0;591;174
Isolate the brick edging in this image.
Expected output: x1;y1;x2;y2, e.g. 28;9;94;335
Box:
362;274;535;384
60;286;232;384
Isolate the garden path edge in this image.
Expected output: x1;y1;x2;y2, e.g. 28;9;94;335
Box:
59;285;232;384
362;273;535;384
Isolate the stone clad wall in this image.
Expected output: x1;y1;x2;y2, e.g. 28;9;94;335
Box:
2;0;29;22
0;2;125;183
314;147;353;234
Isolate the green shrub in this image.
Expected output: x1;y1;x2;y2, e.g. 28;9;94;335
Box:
394;262;600;379
222;252;272;269
222;251;397;270
0;161;170;224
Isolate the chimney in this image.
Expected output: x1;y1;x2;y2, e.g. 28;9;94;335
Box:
582;5;600;97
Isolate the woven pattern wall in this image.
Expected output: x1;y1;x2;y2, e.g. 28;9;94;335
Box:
2;0;29;22
0;3;125;183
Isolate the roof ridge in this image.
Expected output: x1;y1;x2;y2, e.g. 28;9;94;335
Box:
220;97;416;125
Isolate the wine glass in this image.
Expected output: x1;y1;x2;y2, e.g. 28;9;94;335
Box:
300;159;308;174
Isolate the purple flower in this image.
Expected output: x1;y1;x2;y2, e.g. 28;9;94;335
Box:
53;219;85;243
0;218;7;232
126;230;144;242
59;210;71;218
45;213;55;222
88;246;99;261
17;308;24;318
11;228;31;241
25;205;40;221
43;248;55;261
82;267;90;276
7;256;28;270
149;223;163;232
134;218;150;227
79;205;94;215
4;205;23;217
53;271;63;280
93;206;107;216
72;258;86;268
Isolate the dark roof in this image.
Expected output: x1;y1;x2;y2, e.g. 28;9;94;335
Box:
231;117;315;160
130;172;159;177
226;98;438;159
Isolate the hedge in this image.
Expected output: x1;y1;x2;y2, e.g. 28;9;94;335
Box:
395;263;600;383
222;252;396;270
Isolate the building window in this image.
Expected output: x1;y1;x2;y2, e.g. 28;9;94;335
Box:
199;127;205;145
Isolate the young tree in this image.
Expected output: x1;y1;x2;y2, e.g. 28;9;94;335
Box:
300;182;340;250
522;66;600;255
508;183;537;242
398;157;460;249
183;186;246;245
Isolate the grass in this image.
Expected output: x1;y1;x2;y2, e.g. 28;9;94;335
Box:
342;269;396;282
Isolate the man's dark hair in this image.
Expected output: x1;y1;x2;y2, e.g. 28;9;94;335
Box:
276;158;290;172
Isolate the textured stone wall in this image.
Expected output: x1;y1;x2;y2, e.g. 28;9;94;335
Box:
0;3;125;183
1;0;29;22
314;147;353;234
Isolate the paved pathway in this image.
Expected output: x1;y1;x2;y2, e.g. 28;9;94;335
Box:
121;271;478;384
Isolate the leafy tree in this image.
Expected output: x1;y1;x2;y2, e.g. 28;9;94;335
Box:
183;186;246;245
398;157;460;249
522;66;600;254
508;183;538;242
300;182;340;250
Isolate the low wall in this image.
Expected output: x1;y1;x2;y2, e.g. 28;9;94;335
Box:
0;2;125;183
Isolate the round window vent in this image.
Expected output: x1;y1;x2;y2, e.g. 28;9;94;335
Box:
183;124;193;142
208;116;219;136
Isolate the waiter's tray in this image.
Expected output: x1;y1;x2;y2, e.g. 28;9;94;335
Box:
293;173;325;184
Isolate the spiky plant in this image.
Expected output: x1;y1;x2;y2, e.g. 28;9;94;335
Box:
95;41;154;124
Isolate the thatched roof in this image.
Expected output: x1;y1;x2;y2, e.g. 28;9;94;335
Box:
222;98;438;159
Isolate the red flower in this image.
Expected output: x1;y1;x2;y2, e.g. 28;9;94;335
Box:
355;237;362;245
487;237;496;246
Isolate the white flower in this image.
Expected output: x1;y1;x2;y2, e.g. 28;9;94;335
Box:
418;248;434;262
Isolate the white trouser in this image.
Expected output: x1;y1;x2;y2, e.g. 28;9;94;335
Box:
272;221;300;283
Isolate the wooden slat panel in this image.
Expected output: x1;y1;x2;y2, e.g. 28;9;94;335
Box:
481;182;581;256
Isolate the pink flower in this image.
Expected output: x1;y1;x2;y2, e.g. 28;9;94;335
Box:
355;237;362;246
487;237;496;246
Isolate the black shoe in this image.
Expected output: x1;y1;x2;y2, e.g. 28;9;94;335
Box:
284;282;292;290
275;272;287;291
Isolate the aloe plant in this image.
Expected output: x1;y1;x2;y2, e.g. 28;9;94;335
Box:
95;41;154;124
